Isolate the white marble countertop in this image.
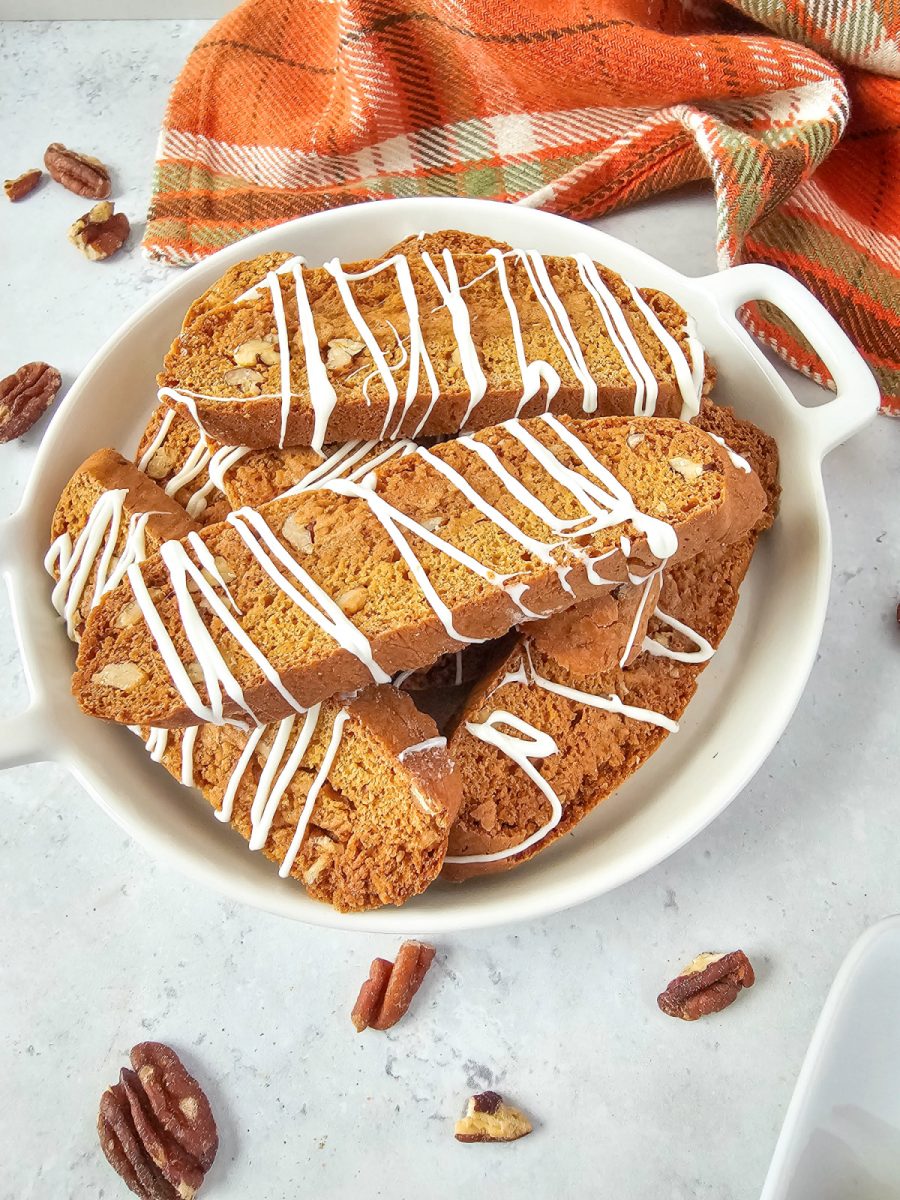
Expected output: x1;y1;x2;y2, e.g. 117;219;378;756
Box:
1;20;898;1200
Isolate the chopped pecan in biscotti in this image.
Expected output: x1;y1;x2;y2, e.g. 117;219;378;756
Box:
351;940;436;1031
657;949;755;1021
454;1091;533;1142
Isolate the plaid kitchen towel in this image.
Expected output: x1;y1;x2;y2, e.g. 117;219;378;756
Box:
144;0;900;414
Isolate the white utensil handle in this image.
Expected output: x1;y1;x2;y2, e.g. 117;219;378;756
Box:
702;263;880;457
0;510;55;768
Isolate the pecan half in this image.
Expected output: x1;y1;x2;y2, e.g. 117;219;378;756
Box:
68;200;130;261
657;949;755;1021
98;1083;179;1200
44;142;110;198
130;1042;219;1174
98;1043;218;1199
4;169;42;201
455;1091;533;1143
120;1067;206;1198
351;940;435;1032
0;361;61;443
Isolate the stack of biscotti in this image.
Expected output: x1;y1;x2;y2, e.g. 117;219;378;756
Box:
72;415;764;729
158;230;712;449
47;452;462;912
442;404;779;879
43;227;780;915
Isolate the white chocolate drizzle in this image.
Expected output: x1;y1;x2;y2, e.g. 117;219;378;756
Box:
708;433;752;473
443;710;561;864
137;408;177;472
397;736;447;762
45;490;159;641
644;608;715;663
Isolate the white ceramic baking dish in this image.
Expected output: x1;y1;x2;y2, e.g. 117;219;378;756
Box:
0;198;878;932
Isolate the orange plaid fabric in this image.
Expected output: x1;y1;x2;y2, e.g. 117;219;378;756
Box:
145;1;900;413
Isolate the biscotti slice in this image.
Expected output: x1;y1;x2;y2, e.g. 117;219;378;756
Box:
442;537;760;879
158;235;711;450
141;686;461;912
45;448;200;642
73;414;764;729
442;409;779;879
135;403;232;526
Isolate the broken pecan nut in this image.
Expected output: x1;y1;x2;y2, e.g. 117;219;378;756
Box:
98;1043;218;1199
0;361;62;443
68;200;130;261
4;168;42;201
455;1091;533;1143
44;142;111;198
657;949;755;1021
130;1042;219;1174
351;940;435;1032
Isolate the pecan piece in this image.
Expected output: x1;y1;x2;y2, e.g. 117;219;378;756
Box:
120;1067;205;1198
44;142;111;198
657;949;755;1021
98;1083;179;1200
455;1091;533;1143
130;1042;219;1174
98;1045;218;1198
4;168;42;201
351;940;435;1032
0;361;61;443
68;200;130;261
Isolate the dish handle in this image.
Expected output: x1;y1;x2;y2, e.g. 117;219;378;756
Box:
0;509;57;769
701;264;880;457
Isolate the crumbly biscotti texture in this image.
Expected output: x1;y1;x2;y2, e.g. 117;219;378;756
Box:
159;235;710;449
182;251;298;329
520;576;661;678
442;405;779;879
147;686;461;912
73;415;764;729
215;438;413;510
47;448;200;642
135;403;231;526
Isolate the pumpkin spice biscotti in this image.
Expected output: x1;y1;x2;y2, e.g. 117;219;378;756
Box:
142;686;461;913
45;448;201;642
442;405;779;879
158;233;711;450
73;414;765;730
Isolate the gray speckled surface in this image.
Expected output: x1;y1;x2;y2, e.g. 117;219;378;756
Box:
1;20;898;1200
